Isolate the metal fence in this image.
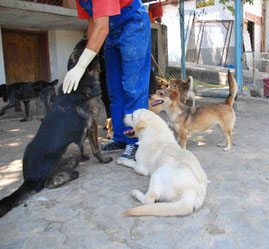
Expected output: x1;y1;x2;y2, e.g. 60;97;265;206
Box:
147;0;269;97
21;0;269;97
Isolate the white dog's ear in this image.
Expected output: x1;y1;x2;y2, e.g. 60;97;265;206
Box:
134;119;146;131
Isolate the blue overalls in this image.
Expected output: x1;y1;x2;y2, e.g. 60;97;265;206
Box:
79;0;151;145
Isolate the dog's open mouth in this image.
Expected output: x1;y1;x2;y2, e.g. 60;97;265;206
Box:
124;129;136;138
151;100;164;107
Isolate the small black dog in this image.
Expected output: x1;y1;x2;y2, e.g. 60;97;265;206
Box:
0;40;112;218
0;79;58;122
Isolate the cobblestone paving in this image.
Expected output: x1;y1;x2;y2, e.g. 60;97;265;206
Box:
0;97;269;249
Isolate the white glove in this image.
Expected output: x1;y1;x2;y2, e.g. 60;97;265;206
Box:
63;48;97;94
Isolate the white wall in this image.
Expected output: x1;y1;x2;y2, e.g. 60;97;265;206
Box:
194;0;234;21
243;0;262;18
192;0;235;65
0;26;6;109
162;0;265;66
162;4;181;62
48;29;84;90
0;26;6;84
265;1;269;52
243;0;262;53
162;0;234;65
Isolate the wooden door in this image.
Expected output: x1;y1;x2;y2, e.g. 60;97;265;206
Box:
2;29;50;84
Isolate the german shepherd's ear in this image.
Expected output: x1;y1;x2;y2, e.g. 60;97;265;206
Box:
87;56;100;78
168;88;179;100
67;39;88;71
52;79;59;85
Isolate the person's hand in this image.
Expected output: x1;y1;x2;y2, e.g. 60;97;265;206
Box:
63;63;85;94
63;48;97;94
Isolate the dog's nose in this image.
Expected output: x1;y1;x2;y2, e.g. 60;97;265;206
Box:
149;94;152;100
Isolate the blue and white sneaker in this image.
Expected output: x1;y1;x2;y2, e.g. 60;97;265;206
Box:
101;140;126;154
116;144;138;167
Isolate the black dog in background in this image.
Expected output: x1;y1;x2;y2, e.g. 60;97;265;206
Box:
0;39;112;218
0;79;58;122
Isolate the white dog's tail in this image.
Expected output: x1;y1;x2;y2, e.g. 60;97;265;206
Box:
125;197;200;217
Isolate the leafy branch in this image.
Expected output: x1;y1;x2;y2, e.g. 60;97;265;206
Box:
219;0;254;14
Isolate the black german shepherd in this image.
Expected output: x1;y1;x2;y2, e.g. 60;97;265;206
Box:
0;39;112;218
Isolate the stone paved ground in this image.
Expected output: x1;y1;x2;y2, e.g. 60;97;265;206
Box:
0;96;269;249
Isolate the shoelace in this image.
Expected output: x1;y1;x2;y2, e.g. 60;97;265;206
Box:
102;140;116;150
107;140;115;146
124;145;136;155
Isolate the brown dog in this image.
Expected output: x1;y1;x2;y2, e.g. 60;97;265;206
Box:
156;76;170;89
150;71;237;151
155;76;195;104
105;117;113;139
149;76;195;113
169;76;195;106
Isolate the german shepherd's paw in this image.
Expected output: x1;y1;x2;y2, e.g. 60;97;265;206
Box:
20;117;31;122
81;154;90;161
103;156;113;164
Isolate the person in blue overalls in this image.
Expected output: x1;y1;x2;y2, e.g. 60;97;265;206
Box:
63;0;151;166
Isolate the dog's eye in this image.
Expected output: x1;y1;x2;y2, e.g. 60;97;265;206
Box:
159;92;164;96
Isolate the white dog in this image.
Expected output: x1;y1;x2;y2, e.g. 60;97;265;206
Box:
123;109;207;216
